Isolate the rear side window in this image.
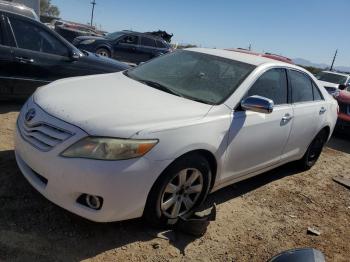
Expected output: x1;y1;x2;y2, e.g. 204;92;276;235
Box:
119;35;138;45
141;37;156;47
156;40;166;48
9;17;69;56
0;21;2;45
289;70;314;103
247;68;288;105
312;82;323;101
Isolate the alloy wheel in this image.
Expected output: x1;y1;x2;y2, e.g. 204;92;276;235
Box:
160;168;204;218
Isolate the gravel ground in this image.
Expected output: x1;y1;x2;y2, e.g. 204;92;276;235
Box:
0;102;350;262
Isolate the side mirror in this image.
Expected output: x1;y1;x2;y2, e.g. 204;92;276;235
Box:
241;95;274;114
339;84;346;90
70;50;80;61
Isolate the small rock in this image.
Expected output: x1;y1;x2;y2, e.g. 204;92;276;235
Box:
121;246;127;250
152;243;160;249
289;215;297;218
307;227;321;236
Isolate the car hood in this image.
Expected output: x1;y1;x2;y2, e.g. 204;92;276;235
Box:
79;51;129;72
34;72;213;138
318;80;339;89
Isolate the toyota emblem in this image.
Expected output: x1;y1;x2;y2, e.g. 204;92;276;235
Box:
25;108;36;122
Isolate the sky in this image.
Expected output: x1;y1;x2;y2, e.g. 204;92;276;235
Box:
52;0;350;67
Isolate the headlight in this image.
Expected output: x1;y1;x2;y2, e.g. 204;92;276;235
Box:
80;39;96;45
61;137;158;160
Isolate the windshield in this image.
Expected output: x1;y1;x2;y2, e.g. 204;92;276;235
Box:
125;50;256;104
105;31;124;40
316;72;348;85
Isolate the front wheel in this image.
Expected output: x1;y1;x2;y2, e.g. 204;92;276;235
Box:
96;48;111;58
144;154;211;227
299;130;328;170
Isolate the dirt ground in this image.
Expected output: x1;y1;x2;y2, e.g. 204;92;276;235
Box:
0;102;350;262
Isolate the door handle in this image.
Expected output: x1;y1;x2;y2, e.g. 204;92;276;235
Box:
319;107;327;114
282;113;293;122
15;56;34;64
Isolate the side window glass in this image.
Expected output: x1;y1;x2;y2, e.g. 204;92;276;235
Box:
156;40;166;48
0;20;2;45
247;68;288;105
9;17;69;56
141;37;156;47
289;70;314;103
312;82;323;101
119;35;138;45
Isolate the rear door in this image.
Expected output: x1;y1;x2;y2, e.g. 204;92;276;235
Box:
282;69;327;159
113;34;140;63
137;36;157;63
6;14;73;98
0;13;16;98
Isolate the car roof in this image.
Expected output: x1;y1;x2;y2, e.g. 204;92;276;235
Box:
187;48;303;69
0;0;39;20
120;30;166;41
321;71;350;77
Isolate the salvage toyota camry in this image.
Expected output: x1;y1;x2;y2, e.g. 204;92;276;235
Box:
15;48;338;225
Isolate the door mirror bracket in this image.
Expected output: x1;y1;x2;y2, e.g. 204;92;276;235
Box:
241;95;274;114
70;50;81;61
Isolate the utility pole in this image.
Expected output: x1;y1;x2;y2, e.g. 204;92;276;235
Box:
248;43;251;51
90;0;96;27
330;49;338;71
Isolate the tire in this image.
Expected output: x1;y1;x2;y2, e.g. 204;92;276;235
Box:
96;48;111;58
299;129;328;170
144;154;212;227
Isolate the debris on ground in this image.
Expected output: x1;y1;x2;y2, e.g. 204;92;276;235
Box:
307;227;321;236
333;176;350;189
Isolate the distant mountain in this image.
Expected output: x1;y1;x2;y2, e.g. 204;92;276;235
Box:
293;58;350;73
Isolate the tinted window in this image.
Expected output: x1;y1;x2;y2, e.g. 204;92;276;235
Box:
10;18;69;56
289;70;314;103
312;82;323;101
247;68;288;105
119;35;138;45
141;37;156;47
156;40;166;48
126;50;256;105
316;71;347;85
0;22;2;45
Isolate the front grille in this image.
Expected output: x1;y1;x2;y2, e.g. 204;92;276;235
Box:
338;101;349;115
19;121;73;151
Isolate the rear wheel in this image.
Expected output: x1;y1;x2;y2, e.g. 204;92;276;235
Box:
96;48;111;58
299;129;328;170
144;154;211;227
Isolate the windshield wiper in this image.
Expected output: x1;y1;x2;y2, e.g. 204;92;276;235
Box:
138;80;184;98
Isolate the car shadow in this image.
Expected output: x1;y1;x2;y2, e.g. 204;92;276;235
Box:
0;149;302;261
326;134;350;154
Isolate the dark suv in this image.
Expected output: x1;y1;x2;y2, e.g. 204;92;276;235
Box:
73;31;173;64
0;11;129;99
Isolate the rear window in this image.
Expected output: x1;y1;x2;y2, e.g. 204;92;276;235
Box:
141;37;156;47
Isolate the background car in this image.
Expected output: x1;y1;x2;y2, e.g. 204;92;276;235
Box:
73;30;173;64
15;49;337;226
0;10;129;99
335;89;350;133
316;70;350;94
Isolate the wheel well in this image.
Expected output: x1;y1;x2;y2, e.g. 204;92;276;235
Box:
97;46;111;53
180;150;218;190
321;126;331;139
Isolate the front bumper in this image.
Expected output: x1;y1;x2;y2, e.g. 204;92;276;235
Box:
15;101;172;222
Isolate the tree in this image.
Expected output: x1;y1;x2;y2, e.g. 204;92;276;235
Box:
40;0;60;17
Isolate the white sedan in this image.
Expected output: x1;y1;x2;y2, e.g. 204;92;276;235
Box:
15;48;338;225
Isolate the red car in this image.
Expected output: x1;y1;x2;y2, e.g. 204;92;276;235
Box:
336;90;350;132
225;48;294;64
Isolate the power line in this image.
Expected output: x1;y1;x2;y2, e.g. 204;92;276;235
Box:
90;0;96;27
330;49;338;71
